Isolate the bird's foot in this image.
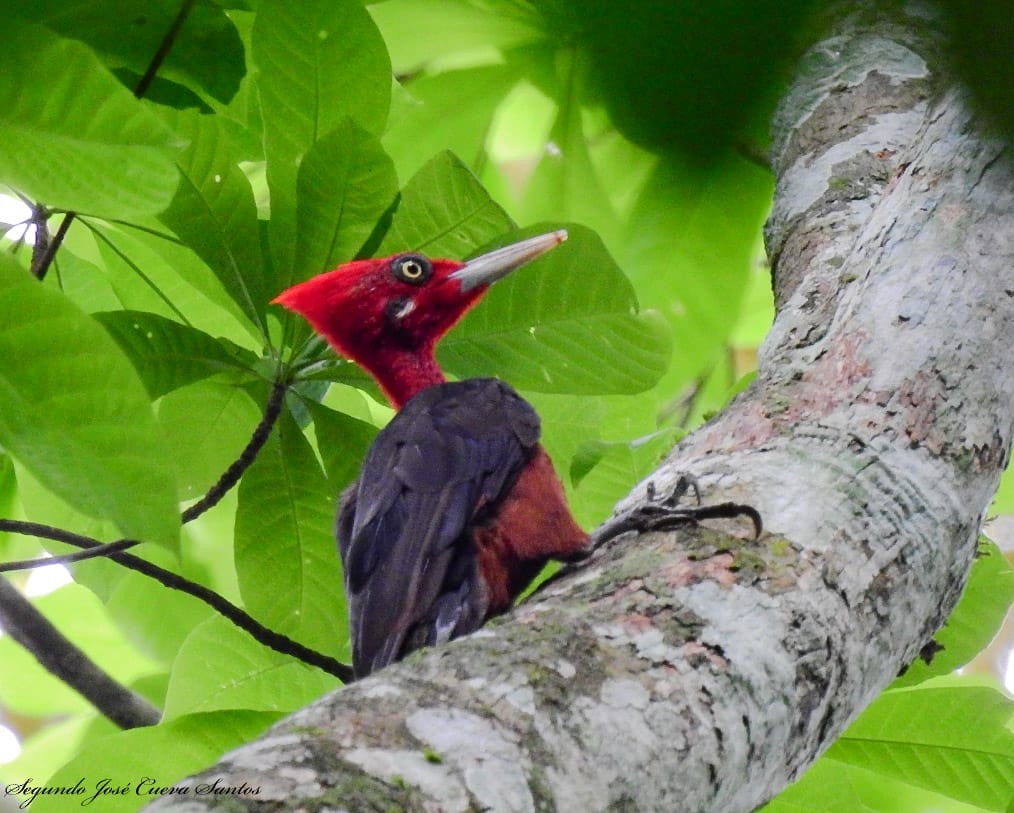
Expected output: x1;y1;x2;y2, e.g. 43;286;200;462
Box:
584;472;762;554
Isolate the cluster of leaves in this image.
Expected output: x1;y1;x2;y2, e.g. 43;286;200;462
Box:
0;2;1010;812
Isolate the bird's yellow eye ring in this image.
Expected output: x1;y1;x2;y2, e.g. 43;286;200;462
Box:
392;254;433;286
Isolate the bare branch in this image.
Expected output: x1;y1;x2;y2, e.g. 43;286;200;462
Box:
0;519;353;684
0;576;161;729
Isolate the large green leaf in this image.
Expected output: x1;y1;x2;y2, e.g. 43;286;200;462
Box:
376;150;514;257
0;255;179;545
234;410;345;654
763;755;994;813
17;0;245;106
107;570;215;667
158;110;270;333
96;310;257;399
156;379;263;502
253;0;391;279
829;682;1014;811
305;400;378;497
27;711;282;813
0;18;180;218
570;0;818;155
893;540;1014;688
163;615;340;720
442;224;671;394
290;120;399;286
81;219;260;345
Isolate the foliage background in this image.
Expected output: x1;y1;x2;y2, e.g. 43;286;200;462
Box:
0;1;1011;811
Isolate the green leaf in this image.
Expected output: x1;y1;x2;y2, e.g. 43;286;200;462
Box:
96;310;256;399
376;151;515;257
234;409;345;654
107;570;215;667
253;0;391;278
829;683;1014;811
11;461;129;600
19;0;245;105
517;58;622;247
0;255;179;545
27;711;282;813
893;540;1014;687
763;755;994;813
0;18;180;218
156;380;262;502
623;156;772;388
571;1;816;154
305;400;378;496
383;65;521;181
290;120;399;286
164;615;339;720
569;431;675;522
81;219;260;345
0;583;162;716
443;223;672;395
158;110;270;333
371;0;545;74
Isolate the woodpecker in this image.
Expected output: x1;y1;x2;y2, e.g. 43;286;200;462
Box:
273;232;589;677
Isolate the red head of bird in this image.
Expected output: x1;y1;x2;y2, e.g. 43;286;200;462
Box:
272;230;568;408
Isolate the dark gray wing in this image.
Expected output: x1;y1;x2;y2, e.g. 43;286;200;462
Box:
336;378;540;677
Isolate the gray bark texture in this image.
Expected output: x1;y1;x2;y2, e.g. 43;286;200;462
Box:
147;3;1014;812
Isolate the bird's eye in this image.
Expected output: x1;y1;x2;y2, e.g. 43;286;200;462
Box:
391;254;432;286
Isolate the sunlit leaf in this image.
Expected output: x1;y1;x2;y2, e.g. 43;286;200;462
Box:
623;155;773;390
305;400;378;497
158;110;269;333
376;150;514;258
384;65;521;181
443;224;671;395
893;540;1014;687
829;682;1014;811
156;380;262;501
0;255;179;545
370;0;544;73
0;583;161;716
107;570;215;666
234;410;345;654
18;0;245;105
164;616;340;720
0;18;181;218
253;0;391;278
96;310;257;399
290;120;398;286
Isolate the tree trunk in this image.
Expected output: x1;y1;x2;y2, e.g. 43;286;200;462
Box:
147;3;1013;811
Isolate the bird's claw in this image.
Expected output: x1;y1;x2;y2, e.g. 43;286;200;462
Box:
587;472;762;552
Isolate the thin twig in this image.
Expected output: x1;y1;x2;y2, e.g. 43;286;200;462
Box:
132;0;197;98
30;213;73;281
0;538;139;572
0;575;162;729
28;0;197;282
182;380;288;523
0;519;354;683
